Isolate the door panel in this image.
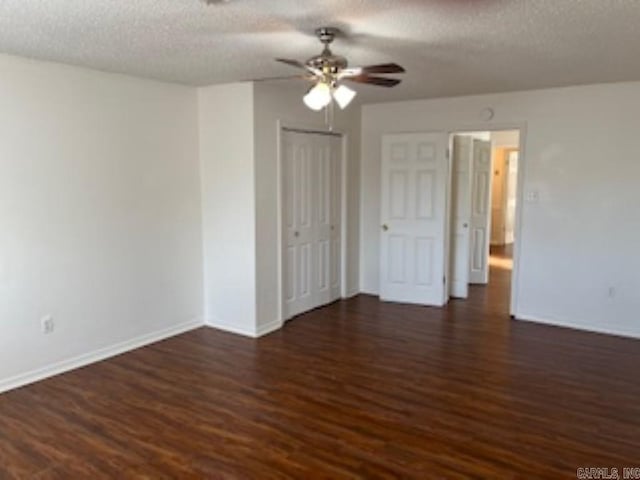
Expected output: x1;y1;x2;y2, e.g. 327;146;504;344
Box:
285;246;296;302
415;237;434;286
416;171;435;219
318;239;330;291
469;139;492;284
299;243;312;299
388;235;407;283
389;171;409;218
330;136;342;299
380;133;448;306
449;135;472;298
315;136;333;306
283;136;315;317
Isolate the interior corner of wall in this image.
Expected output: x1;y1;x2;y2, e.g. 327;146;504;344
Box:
255;318;284;338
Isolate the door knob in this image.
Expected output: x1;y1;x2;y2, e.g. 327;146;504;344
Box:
294;231;300;237
463;223;469;228
382;224;389;232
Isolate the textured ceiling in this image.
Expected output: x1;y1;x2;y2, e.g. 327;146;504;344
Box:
1;0;640;102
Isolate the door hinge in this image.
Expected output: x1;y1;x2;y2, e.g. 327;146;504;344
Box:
443;276;446;285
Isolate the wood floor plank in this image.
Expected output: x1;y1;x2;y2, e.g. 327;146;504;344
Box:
1;248;639;478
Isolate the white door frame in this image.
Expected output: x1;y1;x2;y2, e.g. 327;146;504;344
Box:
276;120;349;323
446;122;527;317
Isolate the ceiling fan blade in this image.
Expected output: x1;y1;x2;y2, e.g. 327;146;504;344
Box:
359;63;406;74
275;58;307;70
344;75;402;87
338;63;405;79
275;58;322;76
337;67;363;78
247;75;314;83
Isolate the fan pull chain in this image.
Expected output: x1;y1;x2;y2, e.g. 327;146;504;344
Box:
324;101;335;132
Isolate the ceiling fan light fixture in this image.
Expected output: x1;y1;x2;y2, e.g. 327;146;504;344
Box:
333;84;357;109
303;82;332;111
277;27;404;113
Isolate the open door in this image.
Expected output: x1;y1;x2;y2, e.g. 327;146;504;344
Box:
379;133;449;306
469;139;492;284
449;136;473;298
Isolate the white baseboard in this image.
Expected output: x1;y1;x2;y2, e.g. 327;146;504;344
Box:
206;317;284;338
256;319;283;337
0;318;204;395
359;288;379;296
344;289;361;299
205;318;257;338
515;314;640;340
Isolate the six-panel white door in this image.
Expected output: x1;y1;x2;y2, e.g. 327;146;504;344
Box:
380;133;449;306
469;139;493;284
449;136;473;298
283;131;341;319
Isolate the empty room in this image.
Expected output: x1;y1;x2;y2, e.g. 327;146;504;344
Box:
1;1;639;478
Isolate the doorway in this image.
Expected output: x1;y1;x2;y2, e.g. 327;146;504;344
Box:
448;130;521;314
280;128;343;320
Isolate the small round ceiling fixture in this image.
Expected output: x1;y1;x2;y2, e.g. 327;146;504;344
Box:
480;108;495;121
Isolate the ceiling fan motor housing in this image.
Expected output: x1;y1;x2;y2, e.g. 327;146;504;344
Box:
307;27;348;76
306;52;348;74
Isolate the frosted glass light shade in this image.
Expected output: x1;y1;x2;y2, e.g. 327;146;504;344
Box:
303;82;332;111
333;84;357;109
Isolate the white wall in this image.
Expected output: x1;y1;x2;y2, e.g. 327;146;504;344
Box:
361;82;640;338
198;83;257;335
253;82;361;332
198;81;360;337
0;54;203;391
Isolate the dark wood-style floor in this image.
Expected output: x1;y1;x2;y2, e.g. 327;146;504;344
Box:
2;249;639;479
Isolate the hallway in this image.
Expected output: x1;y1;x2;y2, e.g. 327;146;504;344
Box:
449;243;515;321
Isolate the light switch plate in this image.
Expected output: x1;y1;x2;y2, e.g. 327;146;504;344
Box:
525;190;540;203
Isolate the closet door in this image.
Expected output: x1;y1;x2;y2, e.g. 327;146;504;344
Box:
314;134;333;307
283;132;315;318
283;131;342;319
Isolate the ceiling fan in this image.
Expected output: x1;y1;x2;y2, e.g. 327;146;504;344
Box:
275;27;406;111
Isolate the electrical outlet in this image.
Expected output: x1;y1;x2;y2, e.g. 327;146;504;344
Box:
41;315;55;334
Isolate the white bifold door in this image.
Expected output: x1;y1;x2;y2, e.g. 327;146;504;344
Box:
469;139;492;284
379;133;449;306
282;130;342;319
